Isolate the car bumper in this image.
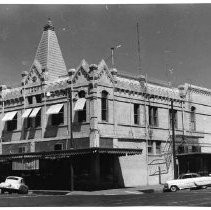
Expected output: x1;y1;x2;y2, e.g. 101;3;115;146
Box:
163;184;171;192
163;187;170;192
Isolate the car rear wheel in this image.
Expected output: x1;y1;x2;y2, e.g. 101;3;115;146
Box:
18;185;28;194
170;185;178;192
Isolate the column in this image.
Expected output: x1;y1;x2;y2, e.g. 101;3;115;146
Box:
91;153;100;188
89;64;99;148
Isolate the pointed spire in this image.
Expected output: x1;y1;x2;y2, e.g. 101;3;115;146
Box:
43;18;55;31
33;19;67;81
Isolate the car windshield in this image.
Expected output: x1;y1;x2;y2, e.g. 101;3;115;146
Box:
6;177;19;180
178;174;201;179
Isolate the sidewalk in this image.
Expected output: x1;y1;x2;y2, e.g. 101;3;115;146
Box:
67;184;164;195
30;184;164;196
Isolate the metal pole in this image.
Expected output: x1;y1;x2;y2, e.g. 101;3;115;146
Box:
158;166;161;184
171;100;177;179
68;88;73;148
67;84;74;191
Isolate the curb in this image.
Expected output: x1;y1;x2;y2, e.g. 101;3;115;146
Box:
29;186;163;196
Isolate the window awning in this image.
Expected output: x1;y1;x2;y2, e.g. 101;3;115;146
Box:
46;104;63;115
22;109;32;118
30;107;41;118
2;111;17;121
74;98;86;111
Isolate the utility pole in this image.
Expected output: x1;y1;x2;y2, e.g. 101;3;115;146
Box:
69;87;73;148
171;100;177;179
67;86;74;191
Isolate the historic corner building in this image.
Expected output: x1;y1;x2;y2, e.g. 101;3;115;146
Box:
0;19;210;190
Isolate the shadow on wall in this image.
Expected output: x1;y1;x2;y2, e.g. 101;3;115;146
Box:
44;117;58;138
20;120;36;140
2;125;12;142
114;156;125;188
28;128;36;139
72;112;82;132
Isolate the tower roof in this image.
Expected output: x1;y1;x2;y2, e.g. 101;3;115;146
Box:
33;18;67;81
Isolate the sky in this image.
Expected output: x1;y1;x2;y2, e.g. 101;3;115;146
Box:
1;4;211;88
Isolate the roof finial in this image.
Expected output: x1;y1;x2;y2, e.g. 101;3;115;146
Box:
43;18;55;31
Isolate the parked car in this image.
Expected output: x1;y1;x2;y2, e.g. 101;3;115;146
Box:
163;173;211;192
0;176;28;194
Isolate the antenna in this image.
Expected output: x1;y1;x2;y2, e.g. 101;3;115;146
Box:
111;47;115;67
164;50;174;87
136;22;142;74
110;45;122;68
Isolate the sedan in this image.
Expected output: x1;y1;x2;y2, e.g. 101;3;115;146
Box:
163;173;211;192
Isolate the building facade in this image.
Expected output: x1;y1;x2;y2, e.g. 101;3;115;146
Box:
0;19;210;190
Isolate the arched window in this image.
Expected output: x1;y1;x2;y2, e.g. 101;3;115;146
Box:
190;106;196;131
101;91;108;122
78;91;86;122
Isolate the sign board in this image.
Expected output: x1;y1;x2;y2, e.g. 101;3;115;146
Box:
12;159;39;170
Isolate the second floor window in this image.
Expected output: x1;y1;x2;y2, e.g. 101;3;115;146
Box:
156;141;161;154
35;109;41;127
149;106;158;127
35;95;42;103
52;106;64;126
77;91;86;123
27;96;33;105
148;140;153;154
26;117;33;129
18;146;26;153
169;109;178;129
190;106;196;131
24;108;41;129
101;91;108;122
7;114;17;131
134;104;140;125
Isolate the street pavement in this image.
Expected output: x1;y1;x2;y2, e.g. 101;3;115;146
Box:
1;185;211;206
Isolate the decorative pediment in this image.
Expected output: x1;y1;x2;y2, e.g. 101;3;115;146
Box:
97;60;115;85
72;59;90;84
24;62;43;86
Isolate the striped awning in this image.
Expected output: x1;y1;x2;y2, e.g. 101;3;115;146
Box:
22;109;32;118
46;104;63;115
74;98;86;111
30;107;41;118
2;111;17;121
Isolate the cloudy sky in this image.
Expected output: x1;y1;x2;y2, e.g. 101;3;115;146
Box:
0;4;211;88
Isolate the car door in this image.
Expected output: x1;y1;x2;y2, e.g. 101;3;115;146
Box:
188;174;198;188
180;174;193;189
